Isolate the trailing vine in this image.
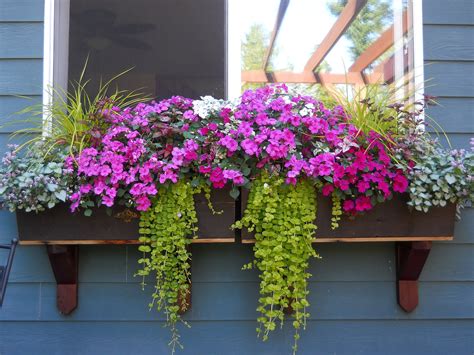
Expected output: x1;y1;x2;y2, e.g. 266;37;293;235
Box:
331;192;342;230
137;180;198;353
235;174;320;354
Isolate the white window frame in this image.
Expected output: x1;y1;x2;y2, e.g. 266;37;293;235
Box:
43;0;69;125
43;0;425;117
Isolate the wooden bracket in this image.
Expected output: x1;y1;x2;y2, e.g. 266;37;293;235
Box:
46;245;78;315
396;241;432;312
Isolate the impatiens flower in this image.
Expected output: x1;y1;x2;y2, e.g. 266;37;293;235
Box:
355;196;372;212
135;195;151;211
241;139;259;156
237;121;254;138
322;184;334;196
393;173;409;193
210;167;226;188
357;180;370;193
223;169;245;185
219;136;238;152
343;199;355;212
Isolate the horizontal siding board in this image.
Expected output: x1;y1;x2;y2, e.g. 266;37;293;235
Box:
0;59;43;95
426;97;474;133
1;281;472;322
424;62;474;98
423;0;474;25
0;23;43;58
424;25;474;61
421;244;474;281
0;320;473;355
0;95;42;132
0;132;38;156
79;245;128;283
0;0;43;22
435;132;473;149
0;283;40;320
452;209;474;244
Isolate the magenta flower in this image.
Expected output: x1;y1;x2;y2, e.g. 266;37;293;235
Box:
219;136;238;152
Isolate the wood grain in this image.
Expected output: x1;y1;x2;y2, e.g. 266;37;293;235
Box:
241;191;456;242
16;188;236;243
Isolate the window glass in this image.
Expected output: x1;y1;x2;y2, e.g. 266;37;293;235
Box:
68;0;226;99
235;0;416;98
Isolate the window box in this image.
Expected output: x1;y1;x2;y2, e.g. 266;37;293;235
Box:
241;191;456;243
16;188;236;244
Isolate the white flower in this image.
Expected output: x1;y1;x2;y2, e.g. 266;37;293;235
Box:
299;108;309;116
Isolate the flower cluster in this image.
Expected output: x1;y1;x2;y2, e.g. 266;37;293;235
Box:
4;84;470;216
68;85;411;213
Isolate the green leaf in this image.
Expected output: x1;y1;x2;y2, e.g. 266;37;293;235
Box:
230;187;240;200
54;190;67;202
84;209;93;217
445;174;456;184
47;183;58;192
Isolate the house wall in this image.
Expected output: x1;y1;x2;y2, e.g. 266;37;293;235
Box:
0;0;473;354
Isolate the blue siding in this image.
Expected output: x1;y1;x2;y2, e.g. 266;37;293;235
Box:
0;1;473;354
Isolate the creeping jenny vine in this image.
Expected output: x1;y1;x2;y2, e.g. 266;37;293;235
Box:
235;174;320;354
137;181;198;353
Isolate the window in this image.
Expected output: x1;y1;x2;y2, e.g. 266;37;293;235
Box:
228;0;424;102
43;0;423;104
45;0;226;101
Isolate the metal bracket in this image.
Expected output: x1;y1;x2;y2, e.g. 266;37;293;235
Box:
46;245;78;315
0;238;18;307
396;241;432;312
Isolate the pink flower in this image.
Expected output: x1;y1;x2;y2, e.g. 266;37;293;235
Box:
223;169;245;185
238;122;254;138
355;196;372;212
393;173;408;193
343;200;355;212
357;180;370;193
210;167;226;188
199;165;212;174
322;184;334;196
199;127;209;136
135;196;151;211
241;139;259;156
219;136;238;152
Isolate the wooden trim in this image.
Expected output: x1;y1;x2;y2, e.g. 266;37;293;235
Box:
46;245;78;315
396;241;432;312
19;238;235;245
242;236;453;244
349;10;408;73
241;70;378;84
304;0;368;72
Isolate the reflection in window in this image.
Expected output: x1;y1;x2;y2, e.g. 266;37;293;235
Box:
68;0;226;99
237;0;415;100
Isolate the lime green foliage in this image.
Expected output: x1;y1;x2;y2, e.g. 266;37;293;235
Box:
331;192;342;230
235;174;320;354
137;181;198;353
10;63;148;157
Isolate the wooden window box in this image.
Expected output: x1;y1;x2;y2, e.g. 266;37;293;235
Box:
240;192;456;243
16;188;236;245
